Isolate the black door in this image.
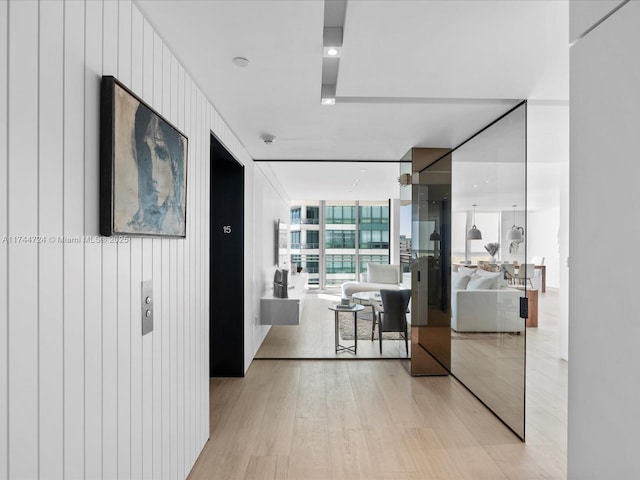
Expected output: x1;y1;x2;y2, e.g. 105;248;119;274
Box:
210;135;244;377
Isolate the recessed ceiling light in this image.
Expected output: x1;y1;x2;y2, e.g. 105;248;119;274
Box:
321;97;335;105
353;179;359;182
323;46;342;57
232;56;249;67
473;184;478;188
484;180;490;183
360;169;367;172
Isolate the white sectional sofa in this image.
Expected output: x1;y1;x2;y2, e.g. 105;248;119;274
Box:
341;263;405;297
451;268;525;333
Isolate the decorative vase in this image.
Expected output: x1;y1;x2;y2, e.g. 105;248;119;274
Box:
490;256;497;264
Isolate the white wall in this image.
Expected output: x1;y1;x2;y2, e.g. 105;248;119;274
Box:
249;164;290;363
569;0;640;478
528;208;560;288
0;1;277;478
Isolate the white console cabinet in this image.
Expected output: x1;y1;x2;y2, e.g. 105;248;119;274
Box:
260;273;308;325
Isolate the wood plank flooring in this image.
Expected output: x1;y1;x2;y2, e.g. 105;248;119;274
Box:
189;289;567;479
255;291;411;359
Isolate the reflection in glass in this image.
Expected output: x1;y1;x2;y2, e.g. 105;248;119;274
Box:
450;103;527;439
410;152;452;376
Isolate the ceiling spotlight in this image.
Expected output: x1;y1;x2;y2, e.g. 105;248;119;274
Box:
232;56;249;67
321;84;336;106
323;46;341;57
260;134;277;145
323;27;343;57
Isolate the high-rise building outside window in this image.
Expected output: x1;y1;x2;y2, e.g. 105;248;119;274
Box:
291;207;301;224
291;200;391;289
305;206;319;224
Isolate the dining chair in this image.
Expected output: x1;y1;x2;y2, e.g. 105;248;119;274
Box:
515;263;535;288
501;263;516;284
372;289;412;355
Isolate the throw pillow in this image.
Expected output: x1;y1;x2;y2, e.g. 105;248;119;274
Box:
458;266;476;277
473;269;502;289
367;263;399;284
466;275;495;290
452;273;471;291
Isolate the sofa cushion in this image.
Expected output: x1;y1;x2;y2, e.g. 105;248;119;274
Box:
467;275;495;290
473;269;502;289
458;266;476;277
451;272;471;291
367;263;399;284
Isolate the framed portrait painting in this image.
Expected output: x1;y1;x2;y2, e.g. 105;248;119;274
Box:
100;76;188;237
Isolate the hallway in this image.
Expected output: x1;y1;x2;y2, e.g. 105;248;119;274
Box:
190;289;566;479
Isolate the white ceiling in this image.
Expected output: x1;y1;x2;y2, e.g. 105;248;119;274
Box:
135;0;569;205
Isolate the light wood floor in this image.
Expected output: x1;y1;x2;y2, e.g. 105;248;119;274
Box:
255;291;411;359
189;289;567;479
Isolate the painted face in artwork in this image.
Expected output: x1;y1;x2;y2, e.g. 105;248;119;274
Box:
145;116;173;208
130;104;185;234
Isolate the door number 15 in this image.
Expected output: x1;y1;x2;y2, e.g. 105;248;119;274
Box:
222;225;232;234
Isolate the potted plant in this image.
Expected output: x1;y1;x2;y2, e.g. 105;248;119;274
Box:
484;242;500;264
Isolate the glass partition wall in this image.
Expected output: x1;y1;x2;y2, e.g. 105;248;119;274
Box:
411;102;528;440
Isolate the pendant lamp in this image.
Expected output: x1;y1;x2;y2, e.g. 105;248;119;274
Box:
467;204;482;240
506;204;524;242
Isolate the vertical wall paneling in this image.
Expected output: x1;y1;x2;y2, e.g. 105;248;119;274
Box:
151;30;164;480
83;1;103;478
203;105;211;446
101;1;120;478
160;42;172;480
37;0;64;478
180;73;189;478
0;0;9;477
116;239;132;480
140;17;154;480
2;0;273;476
63;0;86;476
169;230;178;479
179;72;190;479
129;6;143;480
187;82;194;467
195;87;201;460
7;1;39;479
116;2;133;476
172;63;186;480
192;86;201;465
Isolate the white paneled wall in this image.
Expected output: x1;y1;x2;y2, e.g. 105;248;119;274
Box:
0;0;281;478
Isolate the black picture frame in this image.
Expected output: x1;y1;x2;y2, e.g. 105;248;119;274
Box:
100;75;188;237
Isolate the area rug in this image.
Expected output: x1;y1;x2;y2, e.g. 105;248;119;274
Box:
337;310;404;341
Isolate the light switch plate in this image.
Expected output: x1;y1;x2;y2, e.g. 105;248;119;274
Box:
142;280;153;335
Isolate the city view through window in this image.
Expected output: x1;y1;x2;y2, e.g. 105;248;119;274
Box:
290;200;391;288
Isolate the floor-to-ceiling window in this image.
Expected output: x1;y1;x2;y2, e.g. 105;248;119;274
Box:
290;200;390;289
